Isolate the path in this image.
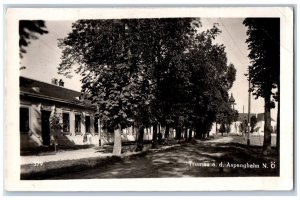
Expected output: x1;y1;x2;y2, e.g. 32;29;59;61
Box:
46;138;279;179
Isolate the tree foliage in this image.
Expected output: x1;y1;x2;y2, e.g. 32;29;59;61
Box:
243;18;280;155
243;18;280;103
19;20;48;58
185;27;237;137
49;108;63;152
58;18;237;152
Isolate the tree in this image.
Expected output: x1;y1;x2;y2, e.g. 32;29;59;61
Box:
183;25;237;139
49;108;63;152
250;115;257;133
59;19;153;154
239;123;244;135
136;18;200;147
19;20;48;59
219;123;226;136
58;19;237;153
58;19;198;153
243;18;280;155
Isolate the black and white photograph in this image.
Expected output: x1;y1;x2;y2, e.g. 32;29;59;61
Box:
5;7;294;191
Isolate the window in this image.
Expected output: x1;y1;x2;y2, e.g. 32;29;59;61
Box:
20;107;29;132
94;117;99;133
75;114;81;132
63;113;70;132
85;116;90;133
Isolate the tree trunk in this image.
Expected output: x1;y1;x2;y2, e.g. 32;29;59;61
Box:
164;124;170;140
175;127;182;140
194;127;201;139
113;124;122;155
151;124;159;149
263;95;272;155
133;124;138;141
215;122;218;135
188;129;193;140
227;124;230;134
276;92;280;156
135;125;144;152
276;90;280;176
100;121;107;147
158;124;161;133
54;131;58;152
184;128;188;140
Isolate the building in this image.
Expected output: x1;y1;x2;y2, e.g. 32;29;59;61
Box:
237;113;257;123
20;76;159;152
253;113;277;135
209;112;277;136
20;76;102;151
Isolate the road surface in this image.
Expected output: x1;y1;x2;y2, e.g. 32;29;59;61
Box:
48;136;279;179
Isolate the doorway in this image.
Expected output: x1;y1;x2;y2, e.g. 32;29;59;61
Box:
85;116;90;133
41;110;51;145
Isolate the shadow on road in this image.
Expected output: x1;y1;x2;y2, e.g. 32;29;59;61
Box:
46;140;279;179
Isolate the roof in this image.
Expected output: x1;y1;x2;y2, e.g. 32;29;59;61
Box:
238;113;256;122
229;93;235;103
20;76;95;109
256;113;275;122
237;113;275;122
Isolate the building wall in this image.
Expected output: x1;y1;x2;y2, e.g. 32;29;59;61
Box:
20;97;165;151
209;121;243;136
20;98;101;150
20;99;43;150
253;120;277;135
230;121;243;135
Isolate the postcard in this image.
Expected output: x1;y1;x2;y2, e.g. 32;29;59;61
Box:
5;7;294;191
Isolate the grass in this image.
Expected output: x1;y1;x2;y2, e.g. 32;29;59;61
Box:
228;134;277;147
21;140;156;156
21;144;94;156
21;155;124;180
20;143;155;180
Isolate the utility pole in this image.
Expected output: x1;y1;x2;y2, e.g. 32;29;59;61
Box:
247;70;251;146
242;105;245;137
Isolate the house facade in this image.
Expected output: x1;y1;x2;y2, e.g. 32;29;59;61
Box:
209;112;277;136
20;76;102;151
253;113;277;135
20;76;161;152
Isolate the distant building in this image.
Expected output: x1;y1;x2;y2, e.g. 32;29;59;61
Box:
237;112;277;135
253;113;277;135
237;113;257;123
209;112;277;136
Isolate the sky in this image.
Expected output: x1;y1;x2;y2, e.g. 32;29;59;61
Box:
20;18;278;119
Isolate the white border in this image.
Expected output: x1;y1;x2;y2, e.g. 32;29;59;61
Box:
5;7;294;191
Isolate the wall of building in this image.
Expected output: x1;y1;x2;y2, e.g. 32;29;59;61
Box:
22;95;204;152
20;97;169;151
209;121;244;136
20;98;100;150
20;99;43;150
253;120;277;135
